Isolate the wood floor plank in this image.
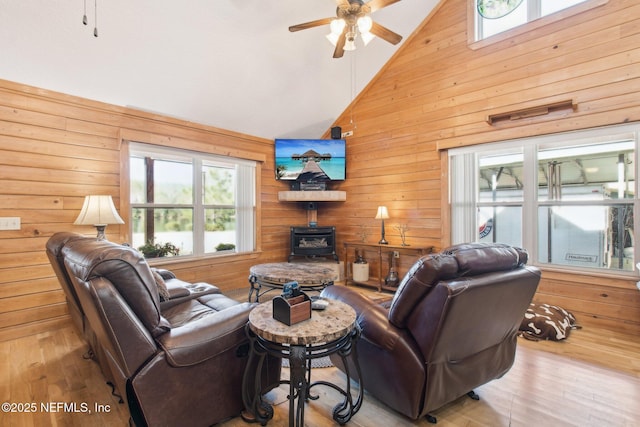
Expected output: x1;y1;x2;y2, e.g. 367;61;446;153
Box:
1;316;639;426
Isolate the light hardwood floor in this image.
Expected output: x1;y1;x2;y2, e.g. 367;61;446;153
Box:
1;310;639;426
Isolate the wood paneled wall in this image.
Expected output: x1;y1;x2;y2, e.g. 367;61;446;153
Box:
0;79;303;342
326;0;640;334
1;0;639;340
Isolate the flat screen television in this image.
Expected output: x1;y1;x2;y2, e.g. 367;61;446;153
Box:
275;138;346;182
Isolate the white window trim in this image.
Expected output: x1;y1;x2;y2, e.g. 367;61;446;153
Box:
129;142;257;257
467;0;609;50
449;123;640;277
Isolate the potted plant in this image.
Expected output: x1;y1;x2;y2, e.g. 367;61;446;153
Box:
138;239;180;258
215;243;236;252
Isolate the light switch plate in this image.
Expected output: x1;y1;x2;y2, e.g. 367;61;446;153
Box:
0;217;21;230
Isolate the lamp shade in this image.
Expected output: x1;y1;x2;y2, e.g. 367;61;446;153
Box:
330;18;346;35
361;30;375;46
357;16;372;33
74;195;124;226
375;206;389;220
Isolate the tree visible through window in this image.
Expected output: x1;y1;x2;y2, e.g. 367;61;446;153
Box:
129;143;255;257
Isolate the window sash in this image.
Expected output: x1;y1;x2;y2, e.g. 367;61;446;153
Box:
129;142;256;256
449;123;640;275
470;0;608;47
476;0;589;40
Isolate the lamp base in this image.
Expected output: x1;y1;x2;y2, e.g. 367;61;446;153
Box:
95;225;107;241
379;219;388;244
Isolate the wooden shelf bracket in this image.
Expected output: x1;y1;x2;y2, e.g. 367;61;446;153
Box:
486;100;576;125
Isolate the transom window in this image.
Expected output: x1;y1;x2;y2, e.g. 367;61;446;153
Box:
129;142;256;257
475;0;598;41
450;124;639;274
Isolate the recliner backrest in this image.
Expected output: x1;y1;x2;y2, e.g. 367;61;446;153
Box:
45;232;89;333
389;243;540;413
408;267;539;362
443;242;528;275
62;238;170;337
61;237;164;395
388;242;529;328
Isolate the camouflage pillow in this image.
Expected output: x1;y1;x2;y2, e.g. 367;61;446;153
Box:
151;268;171;301
519;303;580;341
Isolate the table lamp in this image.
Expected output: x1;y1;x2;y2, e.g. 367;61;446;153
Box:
74;195;124;240
375;206;389;245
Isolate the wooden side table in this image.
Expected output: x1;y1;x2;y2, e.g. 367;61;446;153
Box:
241;299;363;426
343;242;433;292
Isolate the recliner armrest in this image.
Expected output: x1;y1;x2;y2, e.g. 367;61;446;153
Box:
321;286;406;352
165;281;191;299
160;279;221;310
156;302;254;367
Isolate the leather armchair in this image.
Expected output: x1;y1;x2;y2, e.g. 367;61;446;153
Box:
48;232;280;427
321;242;540;422
46;232;118;387
46;232;222;397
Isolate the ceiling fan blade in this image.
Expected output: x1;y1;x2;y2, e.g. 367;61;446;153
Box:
370;21;403;45
335;0;350;6
289;17;333;32
333;31;347;58
367;0;402;13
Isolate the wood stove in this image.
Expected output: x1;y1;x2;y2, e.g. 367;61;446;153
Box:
289;226;338;262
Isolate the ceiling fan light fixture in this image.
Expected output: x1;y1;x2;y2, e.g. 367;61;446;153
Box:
326;32;340;46
288;0;403;59
330;18;346;35
344;38;357;51
357;15;372;33
361;30;375;46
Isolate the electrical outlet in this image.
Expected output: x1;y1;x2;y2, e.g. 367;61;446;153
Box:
341;130;353;138
0;217;20;230
393;251;400;258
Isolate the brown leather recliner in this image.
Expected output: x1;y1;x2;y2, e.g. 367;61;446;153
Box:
46;232;118;387
321;242;540;422
46;232;224;398
48;232;280;427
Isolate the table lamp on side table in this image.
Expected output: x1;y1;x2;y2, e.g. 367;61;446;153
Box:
375;206;389;245
74;195;124;241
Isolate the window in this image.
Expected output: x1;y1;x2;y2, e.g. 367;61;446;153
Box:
474;0;603;42
450;124;639;274
129;142;256;257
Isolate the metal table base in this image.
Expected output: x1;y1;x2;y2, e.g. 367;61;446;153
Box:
241;323;363;426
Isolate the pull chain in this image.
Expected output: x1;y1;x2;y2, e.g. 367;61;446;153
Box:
94;0;98;37
81;0;99;37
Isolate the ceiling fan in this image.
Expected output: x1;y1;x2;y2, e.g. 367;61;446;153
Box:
289;0;403;58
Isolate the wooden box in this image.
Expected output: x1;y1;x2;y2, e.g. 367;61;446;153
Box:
272;293;311;326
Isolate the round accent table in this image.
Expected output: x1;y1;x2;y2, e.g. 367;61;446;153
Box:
241;298;363;427
248;262;339;302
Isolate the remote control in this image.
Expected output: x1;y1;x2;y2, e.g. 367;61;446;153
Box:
311;298;329;310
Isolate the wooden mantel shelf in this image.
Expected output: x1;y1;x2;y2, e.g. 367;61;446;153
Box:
278;191;346;202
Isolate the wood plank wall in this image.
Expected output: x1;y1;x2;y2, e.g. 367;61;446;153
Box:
1;0;639;340
0;80;305;342
326;0;640;334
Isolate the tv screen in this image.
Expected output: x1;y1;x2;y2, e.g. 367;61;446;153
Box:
275;138;346;181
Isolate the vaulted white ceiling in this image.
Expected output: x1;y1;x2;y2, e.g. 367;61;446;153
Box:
0;0;438;140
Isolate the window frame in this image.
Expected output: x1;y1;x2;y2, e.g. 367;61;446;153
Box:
449;123;640;277
127;141;257;259
467;0;609;49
